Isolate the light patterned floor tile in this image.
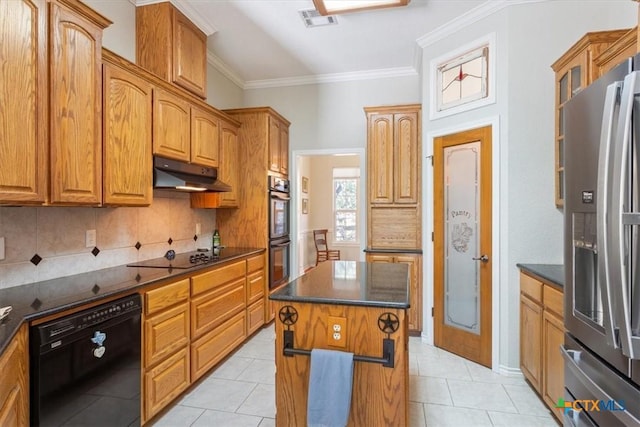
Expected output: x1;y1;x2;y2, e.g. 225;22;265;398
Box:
151;405;205;427
191;409;262;427
179;378;257;412
503;383;555;417
410;375;453;406
209;356;254;381
409;401;426;427
236;359;276;385
447;379;517;413
416;355;472;380
424;403;494;426
236;383;276;418
488;410;560;427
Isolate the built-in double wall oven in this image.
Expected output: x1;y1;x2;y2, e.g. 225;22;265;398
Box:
269;176;290;289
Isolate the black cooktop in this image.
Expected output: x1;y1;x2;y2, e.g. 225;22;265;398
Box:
126;250;220;269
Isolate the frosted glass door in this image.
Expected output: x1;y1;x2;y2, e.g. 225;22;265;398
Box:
444;141;481;335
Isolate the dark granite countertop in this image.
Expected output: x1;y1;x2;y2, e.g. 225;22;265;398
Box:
0;247;264;354
517;263;564;289
270;260;410;309
364;248;423;254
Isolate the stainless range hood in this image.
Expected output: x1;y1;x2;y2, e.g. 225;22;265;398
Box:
153;156;232;192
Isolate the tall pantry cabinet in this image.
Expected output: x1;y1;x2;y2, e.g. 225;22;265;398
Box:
364;104;423;333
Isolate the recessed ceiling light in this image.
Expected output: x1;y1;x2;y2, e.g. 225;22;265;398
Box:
313;0;410;16
300;9;338;28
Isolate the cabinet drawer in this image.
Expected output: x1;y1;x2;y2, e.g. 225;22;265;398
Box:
247;270;265;305
144;302;189;368
520;273;542;303
543;285;564;318
191;311;246;382
145;278;190;315
247;299;265;336
144;347;190;422
191;277;245;339
247;254;265;273
191;260;246;296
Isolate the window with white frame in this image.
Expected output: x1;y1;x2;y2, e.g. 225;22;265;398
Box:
333;167;359;243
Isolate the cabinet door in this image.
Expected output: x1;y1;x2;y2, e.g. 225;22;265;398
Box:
393;112;419;204
218;121;239;207
279;122;289;175
50;1;103;204
268;116;282;173
0;325;28;427
0;0;47;204
520;294;542;393
144;302;190;368
396;254;422;332
367;113;394;204
144;347;189;422
152;89;190;161
191;107;220;167
191;277;246;339
172;8;206;98
543;310;564;417
103;63;153;206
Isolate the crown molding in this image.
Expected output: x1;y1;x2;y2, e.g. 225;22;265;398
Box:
206;51;246;89
417;0;549;48
242;66;419;90
133;0;218;36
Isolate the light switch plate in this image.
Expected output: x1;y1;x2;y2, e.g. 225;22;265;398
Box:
0;237;4;260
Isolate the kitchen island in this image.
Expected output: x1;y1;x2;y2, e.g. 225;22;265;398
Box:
270;260;410;426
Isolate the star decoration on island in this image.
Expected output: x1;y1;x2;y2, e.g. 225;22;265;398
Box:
378;312;399;335
279;305;298;326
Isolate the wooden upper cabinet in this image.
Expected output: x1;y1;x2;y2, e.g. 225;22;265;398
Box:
0;0;48;204
366;106;420;206
136;2;207;99
49;0;110;205
191;107;220;168
551;29;629;208
268;116;289;176
153;89;190;161
217;120;239;207
368;113;394;204
103;61;153;206
594;27;638;78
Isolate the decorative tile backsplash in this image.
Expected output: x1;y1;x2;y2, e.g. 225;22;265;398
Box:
0;191;216;289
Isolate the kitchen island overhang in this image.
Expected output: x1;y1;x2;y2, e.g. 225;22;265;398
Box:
270;260;410;426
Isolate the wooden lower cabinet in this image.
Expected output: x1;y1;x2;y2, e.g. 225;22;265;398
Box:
140;251;267;424
0;324;28;427
519;271;564;422
366;252;422;332
191;311;246;381
144;347;190;421
142;278;190;423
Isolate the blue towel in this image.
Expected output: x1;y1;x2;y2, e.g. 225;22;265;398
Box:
307;348;354;427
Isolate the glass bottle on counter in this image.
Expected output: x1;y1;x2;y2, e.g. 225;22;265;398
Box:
212;229;221;249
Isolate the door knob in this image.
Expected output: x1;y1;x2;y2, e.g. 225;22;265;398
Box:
472;254;489;263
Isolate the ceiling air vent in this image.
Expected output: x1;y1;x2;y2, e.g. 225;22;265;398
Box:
300;9;338;28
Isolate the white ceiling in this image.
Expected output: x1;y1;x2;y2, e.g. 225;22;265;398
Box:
172;0;493;88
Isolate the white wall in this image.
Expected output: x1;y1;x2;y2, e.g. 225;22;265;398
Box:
421;1;637;371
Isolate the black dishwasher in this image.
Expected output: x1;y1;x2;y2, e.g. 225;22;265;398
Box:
30;294;142;427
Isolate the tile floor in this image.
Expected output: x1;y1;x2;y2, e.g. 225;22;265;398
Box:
153;324;559;427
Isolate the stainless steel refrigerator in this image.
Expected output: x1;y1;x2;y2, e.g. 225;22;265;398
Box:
564;54;640;426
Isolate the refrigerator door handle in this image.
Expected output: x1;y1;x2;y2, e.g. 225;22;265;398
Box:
611;70;640;359
596;81;623;349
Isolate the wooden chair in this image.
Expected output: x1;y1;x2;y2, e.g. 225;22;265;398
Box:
313;229;341;266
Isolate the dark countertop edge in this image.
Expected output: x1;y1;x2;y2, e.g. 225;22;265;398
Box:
516;263;564;290
269;293;410;310
0;247;265;355
364;248;423;254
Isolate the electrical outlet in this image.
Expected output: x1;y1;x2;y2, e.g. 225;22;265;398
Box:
195;223;201;235
327;316;347;348
0;237;5;261
85;229;96;248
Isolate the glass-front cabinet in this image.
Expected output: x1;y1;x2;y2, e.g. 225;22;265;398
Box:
551;29;629;208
